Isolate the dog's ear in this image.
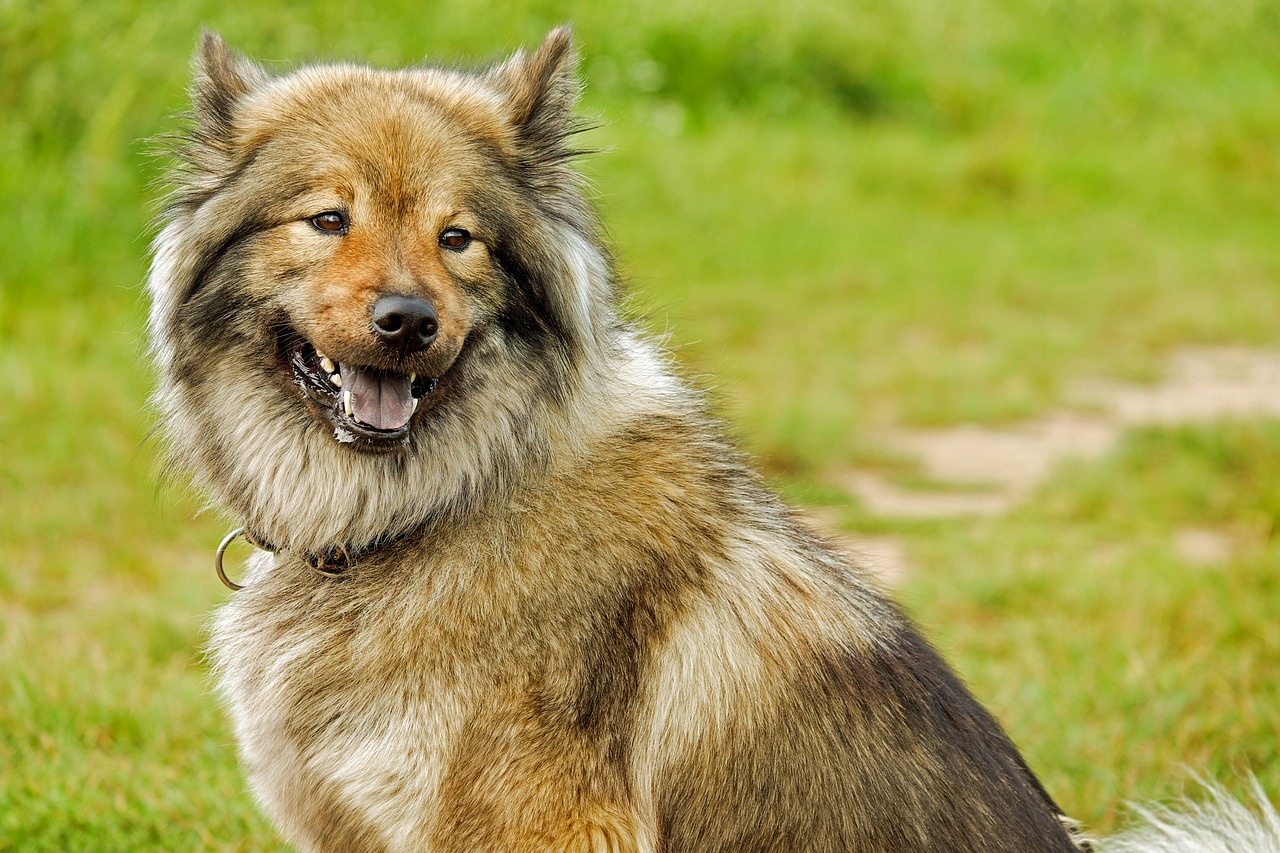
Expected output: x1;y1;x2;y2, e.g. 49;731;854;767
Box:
192;31;264;139
488;26;582;154
486;27;605;347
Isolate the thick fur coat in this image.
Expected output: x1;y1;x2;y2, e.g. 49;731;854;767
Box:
148;29;1276;853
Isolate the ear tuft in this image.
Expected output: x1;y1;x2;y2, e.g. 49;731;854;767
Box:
192;31;263;136
490;26;582;146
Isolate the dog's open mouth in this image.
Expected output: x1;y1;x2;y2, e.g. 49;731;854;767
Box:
287;340;437;447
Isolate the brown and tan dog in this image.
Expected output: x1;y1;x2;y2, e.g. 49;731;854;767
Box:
147;28;1275;853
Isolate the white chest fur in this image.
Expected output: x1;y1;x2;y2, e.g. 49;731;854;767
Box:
210;551;482;851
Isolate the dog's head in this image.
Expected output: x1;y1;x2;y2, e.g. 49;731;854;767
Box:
149;30;620;552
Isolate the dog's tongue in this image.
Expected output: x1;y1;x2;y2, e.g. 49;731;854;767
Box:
342;364;414;430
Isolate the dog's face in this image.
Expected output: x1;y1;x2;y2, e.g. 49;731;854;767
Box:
149;30;614;551
207;80;497;450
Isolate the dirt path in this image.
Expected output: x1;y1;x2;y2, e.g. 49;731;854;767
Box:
821;347;1280;582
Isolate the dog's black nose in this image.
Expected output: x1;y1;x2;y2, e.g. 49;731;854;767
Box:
371;294;439;356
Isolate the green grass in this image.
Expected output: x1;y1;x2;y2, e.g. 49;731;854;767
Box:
3;0;1279;848
905;423;1280;827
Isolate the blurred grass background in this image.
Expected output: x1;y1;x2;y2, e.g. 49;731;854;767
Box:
2;0;1279;848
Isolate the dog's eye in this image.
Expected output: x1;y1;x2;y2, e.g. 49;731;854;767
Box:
439;228;471;251
309;212;348;235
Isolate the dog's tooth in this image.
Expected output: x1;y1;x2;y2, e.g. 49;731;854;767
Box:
320;356;336;374
315;348;328;361
343;389;353;417
409;373;416;383
331;373;342;388
412;397;420;414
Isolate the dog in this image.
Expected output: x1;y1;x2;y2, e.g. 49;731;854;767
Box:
147;28;1278;853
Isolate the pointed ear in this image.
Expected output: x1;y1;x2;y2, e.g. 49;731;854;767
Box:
192;31;264;137
488;26;582;150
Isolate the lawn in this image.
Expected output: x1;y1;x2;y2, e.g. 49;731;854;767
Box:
2;0;1278;848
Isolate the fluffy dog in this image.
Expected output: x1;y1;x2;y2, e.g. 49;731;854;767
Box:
148;29;1277;853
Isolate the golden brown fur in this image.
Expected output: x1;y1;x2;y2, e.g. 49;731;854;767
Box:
148;28;1117;853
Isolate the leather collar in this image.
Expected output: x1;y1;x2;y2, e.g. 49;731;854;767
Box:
214;526;389;590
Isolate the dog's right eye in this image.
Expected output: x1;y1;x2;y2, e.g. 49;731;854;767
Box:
309;212;349;234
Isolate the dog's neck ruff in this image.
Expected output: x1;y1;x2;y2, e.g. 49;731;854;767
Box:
214;525;404;590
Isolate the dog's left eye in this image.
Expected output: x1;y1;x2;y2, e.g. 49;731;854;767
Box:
309;212;349;234
439;228;471;251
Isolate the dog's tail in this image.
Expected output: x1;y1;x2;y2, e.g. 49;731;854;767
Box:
1101;778;1280;852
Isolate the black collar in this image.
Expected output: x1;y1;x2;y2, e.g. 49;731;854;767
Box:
214;525;399;590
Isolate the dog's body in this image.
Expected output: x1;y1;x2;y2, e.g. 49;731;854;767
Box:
148;30;1275;853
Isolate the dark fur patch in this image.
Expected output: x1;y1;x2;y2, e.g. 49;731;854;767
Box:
489;243;571;347
177;255;271;352
175;213;270;308
658;615;1083;852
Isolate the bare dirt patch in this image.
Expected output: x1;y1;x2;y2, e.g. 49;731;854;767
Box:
1171;527;1235;567
820;347;1280;582
836;347;1280;519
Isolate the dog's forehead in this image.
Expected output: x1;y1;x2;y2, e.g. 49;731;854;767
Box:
235;65;513;206
261;63;505;127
